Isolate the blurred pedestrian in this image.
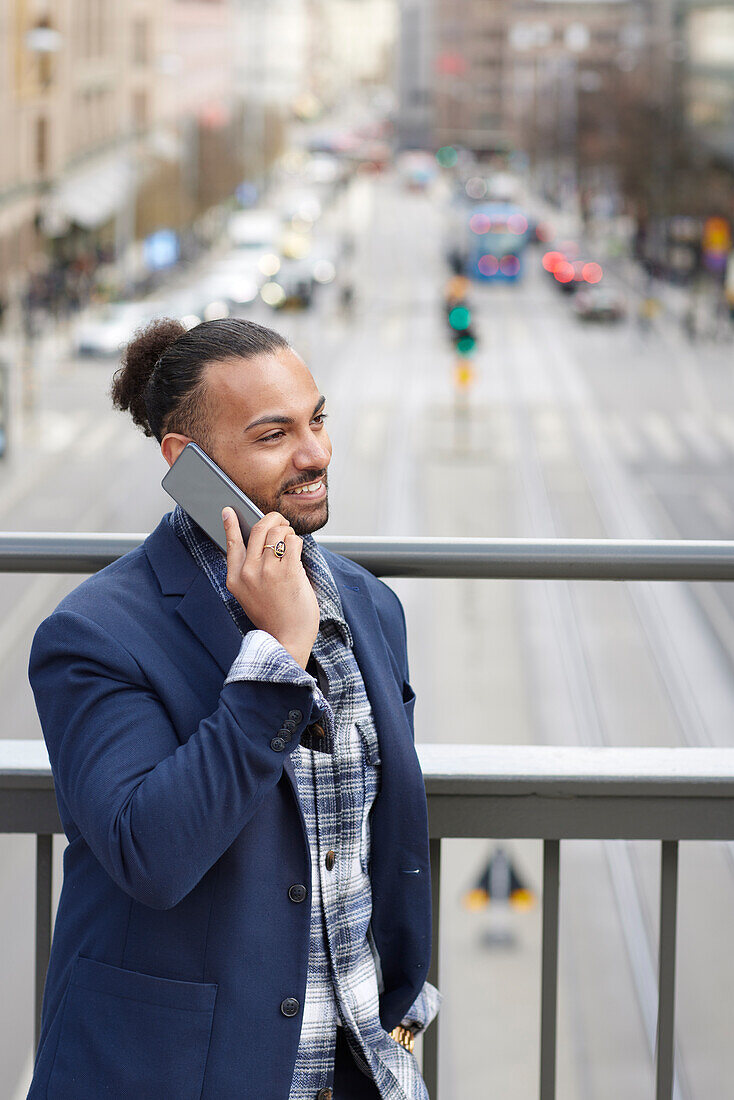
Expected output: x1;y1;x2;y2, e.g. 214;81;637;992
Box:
340;279;355;314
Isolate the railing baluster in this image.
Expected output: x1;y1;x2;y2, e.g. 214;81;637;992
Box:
423;837;441;1099
656;840;679;1100
35;834;53;1053
540;839;560;1100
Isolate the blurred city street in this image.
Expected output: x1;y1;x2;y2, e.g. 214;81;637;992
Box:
2;0;734;1097
3;160;734;1097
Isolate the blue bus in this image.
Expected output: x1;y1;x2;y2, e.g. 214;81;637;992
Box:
465;202;529;283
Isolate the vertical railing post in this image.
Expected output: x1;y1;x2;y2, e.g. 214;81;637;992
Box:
540;839;560;1100
423;837;441;1099
656;840;679;1100
35;834;53;1053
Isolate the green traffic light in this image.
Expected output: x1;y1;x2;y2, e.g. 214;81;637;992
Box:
449;305;471;330
456;335;476;355
436;146;458;168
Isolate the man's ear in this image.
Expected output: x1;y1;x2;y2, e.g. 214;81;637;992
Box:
160;433;193;468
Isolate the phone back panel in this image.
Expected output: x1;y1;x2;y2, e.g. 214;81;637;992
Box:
161;443;264;552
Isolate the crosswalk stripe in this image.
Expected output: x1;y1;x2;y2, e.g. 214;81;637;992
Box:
677;412;726;464
532;408;571;462
713;414;734;456
641;413;685;463
605;414;643;464
701;486;734;530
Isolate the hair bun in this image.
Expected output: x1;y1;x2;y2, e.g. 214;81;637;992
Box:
111;318;186;436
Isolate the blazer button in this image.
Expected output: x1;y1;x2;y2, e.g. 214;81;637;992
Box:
325;850;336;871
278;727;293;742
270;737;286;752
310;722;326;739
317;1090;333;1100
280;997;300;1017
288;883;307;903
288;709;302;722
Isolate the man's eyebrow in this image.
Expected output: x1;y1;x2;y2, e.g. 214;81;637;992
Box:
245;395;326;433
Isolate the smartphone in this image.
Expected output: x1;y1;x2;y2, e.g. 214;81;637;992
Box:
161;442;264;552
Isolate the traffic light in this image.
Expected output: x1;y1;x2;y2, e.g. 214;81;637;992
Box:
447;300;478;356
456;330;477;356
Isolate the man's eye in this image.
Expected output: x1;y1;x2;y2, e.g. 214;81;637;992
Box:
260;414;326;442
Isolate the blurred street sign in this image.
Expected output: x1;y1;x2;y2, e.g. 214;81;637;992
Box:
703;217;731;275
703;217;731;253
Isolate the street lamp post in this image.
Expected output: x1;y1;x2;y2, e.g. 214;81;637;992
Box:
20;17;63;431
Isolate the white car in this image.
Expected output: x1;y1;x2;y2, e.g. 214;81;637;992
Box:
227;210;280;252
73;300;166;357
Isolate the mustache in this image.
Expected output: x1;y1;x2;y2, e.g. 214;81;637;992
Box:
281;472;328;493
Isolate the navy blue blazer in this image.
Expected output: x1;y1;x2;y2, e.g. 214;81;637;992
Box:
27;514;432;1099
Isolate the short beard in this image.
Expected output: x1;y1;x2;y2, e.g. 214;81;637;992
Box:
279;499;329;536
241;484;329;536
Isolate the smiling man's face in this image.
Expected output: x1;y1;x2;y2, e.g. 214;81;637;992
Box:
162;345;332;536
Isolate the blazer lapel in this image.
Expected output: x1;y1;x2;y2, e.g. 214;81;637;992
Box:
175;570;245;678
144;515;246;678
324;553;407;747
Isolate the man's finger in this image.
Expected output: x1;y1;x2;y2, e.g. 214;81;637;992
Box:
247;512;287;560
222;508;246;576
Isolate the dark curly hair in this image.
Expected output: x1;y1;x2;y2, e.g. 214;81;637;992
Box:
111;317;290;447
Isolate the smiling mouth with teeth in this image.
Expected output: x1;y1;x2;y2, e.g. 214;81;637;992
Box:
283;478;326;497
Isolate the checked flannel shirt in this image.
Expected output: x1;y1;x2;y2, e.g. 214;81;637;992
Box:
170;506;440;1099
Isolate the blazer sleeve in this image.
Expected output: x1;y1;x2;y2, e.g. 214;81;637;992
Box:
29;609;317;910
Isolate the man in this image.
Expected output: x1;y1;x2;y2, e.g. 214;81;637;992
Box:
27;318;439;1099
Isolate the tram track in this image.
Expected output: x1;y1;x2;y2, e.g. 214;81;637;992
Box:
494;295;697;1100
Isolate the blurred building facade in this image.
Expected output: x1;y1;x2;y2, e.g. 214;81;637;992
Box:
396;0;434;150
396;0;734;226
680;0;734;212
0;0;260;313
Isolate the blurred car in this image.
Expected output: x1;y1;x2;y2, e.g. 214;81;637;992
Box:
397;151;437;191
73;300;166;357
203;258;262;303
273;187;323;229
227;209;280;253
573;284;626;322
307;235;340;285
302;154;345;187
542;248;605;295
260;258;314;310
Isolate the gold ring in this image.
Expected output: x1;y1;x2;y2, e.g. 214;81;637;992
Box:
264;541;287;559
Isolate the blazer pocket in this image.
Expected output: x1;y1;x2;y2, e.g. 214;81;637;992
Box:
48;955;217;1100
402;680;416;727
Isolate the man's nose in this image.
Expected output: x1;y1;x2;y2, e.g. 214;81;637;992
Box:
294;432;331;470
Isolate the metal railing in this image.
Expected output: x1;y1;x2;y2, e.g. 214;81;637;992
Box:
4;532;734;1100
5;740;734;1100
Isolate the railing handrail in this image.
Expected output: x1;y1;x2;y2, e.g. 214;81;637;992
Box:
5;741;734;840
3;532;734;578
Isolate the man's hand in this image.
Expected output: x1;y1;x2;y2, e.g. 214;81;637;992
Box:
222;508;320;670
